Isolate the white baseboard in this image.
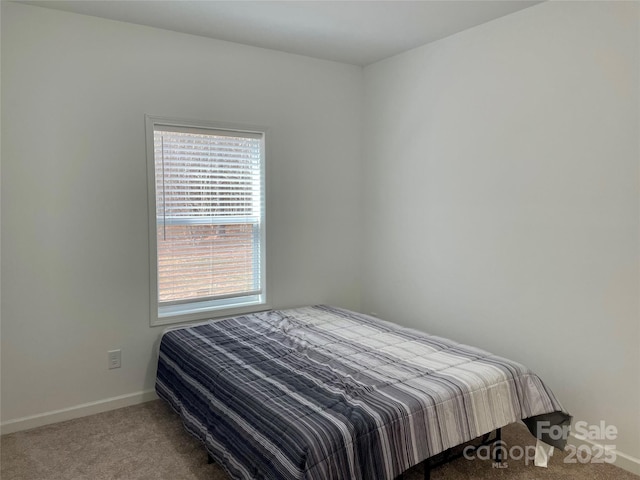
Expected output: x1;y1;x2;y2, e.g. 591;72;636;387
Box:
0;389;159;435
567;432;640;476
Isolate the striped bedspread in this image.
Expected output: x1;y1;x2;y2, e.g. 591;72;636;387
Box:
156;305;570;480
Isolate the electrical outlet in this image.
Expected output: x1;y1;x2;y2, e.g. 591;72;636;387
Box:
108;349;121;369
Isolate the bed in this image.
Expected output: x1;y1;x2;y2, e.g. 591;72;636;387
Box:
156;305;571;480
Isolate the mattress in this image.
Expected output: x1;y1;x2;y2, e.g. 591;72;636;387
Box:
156;305;570;480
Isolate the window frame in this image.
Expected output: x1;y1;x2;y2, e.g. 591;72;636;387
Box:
145;115;268;327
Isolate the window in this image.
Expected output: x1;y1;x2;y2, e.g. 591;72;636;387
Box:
145;116;266;326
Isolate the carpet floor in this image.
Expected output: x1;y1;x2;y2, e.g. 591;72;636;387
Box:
1;400;637;479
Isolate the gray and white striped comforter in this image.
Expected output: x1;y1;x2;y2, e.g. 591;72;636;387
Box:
156;305;570;480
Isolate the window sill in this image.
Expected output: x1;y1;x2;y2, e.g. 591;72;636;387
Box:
150;298;270;327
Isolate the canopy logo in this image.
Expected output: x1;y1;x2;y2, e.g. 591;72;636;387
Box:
463;421;618;467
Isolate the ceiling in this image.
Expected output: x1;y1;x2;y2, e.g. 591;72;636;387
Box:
18;1;542;66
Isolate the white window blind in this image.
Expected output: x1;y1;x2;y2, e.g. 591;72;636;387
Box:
147;118;266;325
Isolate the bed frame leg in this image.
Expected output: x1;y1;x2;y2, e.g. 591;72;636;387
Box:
493;428;502;464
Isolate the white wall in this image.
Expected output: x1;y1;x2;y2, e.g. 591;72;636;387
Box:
363;0;639;464
1;3;362;424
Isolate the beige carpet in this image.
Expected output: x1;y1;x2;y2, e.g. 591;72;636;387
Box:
1;400;637;480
